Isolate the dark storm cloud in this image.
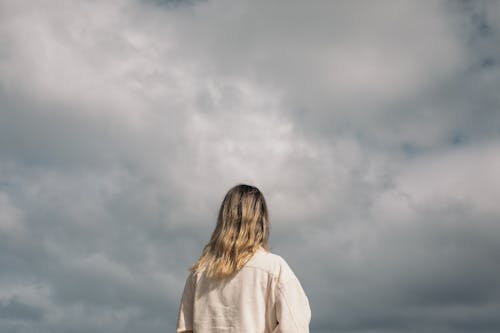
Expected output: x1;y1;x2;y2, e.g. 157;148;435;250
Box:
0;0;499;332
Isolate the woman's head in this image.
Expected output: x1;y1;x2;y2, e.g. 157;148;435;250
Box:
190;184;270;279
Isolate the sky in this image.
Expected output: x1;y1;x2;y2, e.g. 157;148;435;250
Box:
0;0;499;332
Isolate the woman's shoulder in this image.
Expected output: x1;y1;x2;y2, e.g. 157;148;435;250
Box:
248;248;298;284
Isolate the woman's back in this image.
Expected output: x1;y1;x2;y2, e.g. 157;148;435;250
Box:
176;184;311;332
176;247;311;333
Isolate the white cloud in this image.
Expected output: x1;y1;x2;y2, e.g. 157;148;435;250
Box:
394;142;500;214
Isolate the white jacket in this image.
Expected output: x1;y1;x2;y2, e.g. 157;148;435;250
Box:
176;247;311;332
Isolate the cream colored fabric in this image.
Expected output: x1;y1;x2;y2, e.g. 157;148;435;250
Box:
176;248;311;333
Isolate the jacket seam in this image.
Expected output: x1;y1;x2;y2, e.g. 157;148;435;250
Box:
276;279;302;332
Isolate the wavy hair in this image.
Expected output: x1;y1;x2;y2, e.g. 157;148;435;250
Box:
190;184;270;279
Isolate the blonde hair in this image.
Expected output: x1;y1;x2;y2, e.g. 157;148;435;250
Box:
190;184;270;279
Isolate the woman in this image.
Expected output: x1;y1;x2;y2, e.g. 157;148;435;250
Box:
176;184;311;333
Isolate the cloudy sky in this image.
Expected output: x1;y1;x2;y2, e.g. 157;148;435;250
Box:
1;0;499;332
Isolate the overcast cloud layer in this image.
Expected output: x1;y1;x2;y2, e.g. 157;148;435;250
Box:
1;0;500;332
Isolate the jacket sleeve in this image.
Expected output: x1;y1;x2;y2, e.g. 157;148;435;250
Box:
273;274;311;333
176;272;194;333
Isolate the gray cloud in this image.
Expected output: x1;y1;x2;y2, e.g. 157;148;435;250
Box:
0;297;44;321
0;0;499;332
